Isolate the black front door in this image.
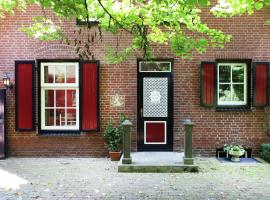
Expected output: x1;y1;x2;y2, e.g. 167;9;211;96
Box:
137;60;173;151
0;89;6;159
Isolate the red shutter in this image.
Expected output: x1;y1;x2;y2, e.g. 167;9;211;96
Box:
253;62;268;107
16;61;35;130
200;62;215;107
81;62;99;131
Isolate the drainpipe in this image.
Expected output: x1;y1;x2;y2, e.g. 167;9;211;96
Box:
121;120;132;164
181;119;194;165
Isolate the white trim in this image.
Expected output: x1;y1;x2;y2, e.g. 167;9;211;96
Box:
217;63;247;106
41;62;79;87
139;61;171;72
40;62;79;130
144;121;167;144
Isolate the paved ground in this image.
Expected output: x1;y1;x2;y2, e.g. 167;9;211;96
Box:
0;157;270;200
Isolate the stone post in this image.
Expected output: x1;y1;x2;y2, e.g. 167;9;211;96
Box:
181;119;194;165
121;120;132;164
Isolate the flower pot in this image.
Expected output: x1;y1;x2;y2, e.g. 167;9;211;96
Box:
109;151;122;161
229;149;245;162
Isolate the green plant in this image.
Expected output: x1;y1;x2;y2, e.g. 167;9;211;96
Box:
104;114;128;152
223;143;245;152
260;144;270;163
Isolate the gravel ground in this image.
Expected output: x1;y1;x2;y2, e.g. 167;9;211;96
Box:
0;157;269;200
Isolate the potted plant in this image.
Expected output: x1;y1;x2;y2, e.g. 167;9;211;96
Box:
104;114;127;161
224;143;246;162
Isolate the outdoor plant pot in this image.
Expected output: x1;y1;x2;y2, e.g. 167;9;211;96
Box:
224;143;246;162
109;151;122;161
229;149;245;162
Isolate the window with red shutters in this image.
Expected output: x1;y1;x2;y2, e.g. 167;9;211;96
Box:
201;60;252;110
38;60;99;133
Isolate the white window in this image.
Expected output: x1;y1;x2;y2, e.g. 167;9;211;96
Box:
40;62;79;130
217;63;247;106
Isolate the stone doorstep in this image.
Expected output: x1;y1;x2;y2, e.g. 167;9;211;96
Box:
118;152;199;173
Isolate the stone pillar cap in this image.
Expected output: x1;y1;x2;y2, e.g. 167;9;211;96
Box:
122;119;133;126
181;119;194;125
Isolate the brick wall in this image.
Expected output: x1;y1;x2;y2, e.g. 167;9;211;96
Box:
0;5;270;157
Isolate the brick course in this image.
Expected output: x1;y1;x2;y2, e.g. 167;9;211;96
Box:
0;5;270;157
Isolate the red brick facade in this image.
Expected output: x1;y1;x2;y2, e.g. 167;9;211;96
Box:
0;5;270;157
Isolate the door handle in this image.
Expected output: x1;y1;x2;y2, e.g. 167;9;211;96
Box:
140;108;143;118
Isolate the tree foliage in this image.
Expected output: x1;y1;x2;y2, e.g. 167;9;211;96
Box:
0;0;267;62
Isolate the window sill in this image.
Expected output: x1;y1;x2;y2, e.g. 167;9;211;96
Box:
216;106;251;112
39;130;80;136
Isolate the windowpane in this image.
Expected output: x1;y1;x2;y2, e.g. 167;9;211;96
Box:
232;84;244;101
44;66;54;83
66;65;76;83
56;109;65;126
140;62;171;72
56;90;65;107
219;65;230;83
45;109;54;126
55;66;65;83
67;109;76;126
45;90;54;107
232;65;244;83
67;90;76;107
219;84;231;101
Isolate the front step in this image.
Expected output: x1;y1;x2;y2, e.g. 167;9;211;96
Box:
118;152;199;173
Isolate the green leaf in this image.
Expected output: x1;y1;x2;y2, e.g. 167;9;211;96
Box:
255;2;264;10
198;0;208;6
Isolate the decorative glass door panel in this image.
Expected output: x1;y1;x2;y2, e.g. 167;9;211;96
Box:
138;61;173;151
143;78;168;117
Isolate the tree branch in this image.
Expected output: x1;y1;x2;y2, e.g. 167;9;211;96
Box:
97;0;133;34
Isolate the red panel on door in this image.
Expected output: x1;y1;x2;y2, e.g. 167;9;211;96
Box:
145;122;166;143
81;63;98;130
16;62;34;130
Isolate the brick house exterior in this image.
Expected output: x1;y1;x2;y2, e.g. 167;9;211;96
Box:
0;5;270;157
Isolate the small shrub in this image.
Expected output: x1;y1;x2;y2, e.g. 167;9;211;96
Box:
260;144;270;163
104;114;128;152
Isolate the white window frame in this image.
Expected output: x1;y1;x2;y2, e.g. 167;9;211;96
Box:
217;63;247;106
139;61;171;72
40;62;79;130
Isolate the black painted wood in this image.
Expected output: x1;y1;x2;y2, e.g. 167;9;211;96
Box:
137;59;173;151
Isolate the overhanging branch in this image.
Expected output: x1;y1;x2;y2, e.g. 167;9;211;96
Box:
97;0;133;34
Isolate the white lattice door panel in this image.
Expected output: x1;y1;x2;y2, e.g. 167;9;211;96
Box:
143;77;168;118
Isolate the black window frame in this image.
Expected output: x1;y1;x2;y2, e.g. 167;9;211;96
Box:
215;59;252;111
76;18;99;26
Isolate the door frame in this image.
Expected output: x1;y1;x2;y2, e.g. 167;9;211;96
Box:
137;59;174;151
0;89;6;159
